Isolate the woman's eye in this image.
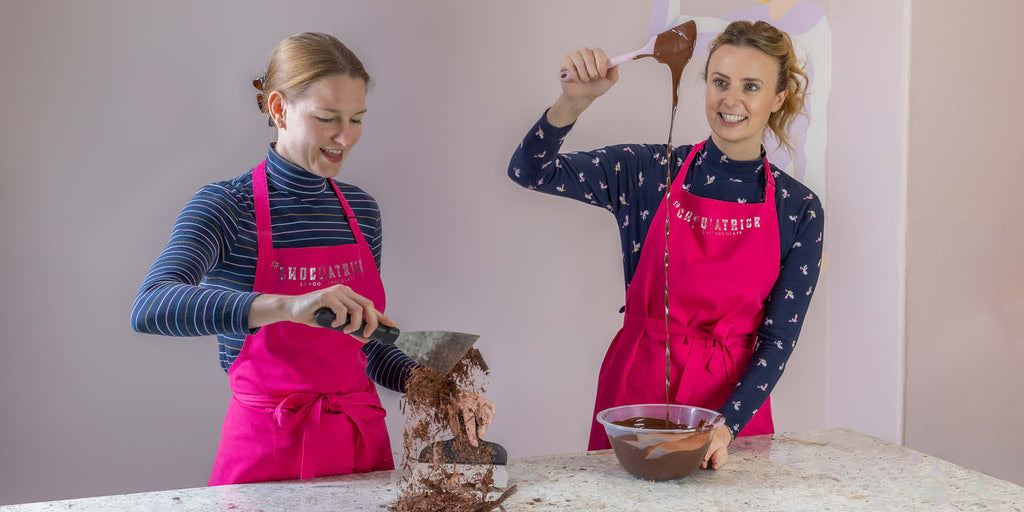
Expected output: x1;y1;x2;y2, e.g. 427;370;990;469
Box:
351;118;363;125
714;79;727;88
315;117;334;123
745;83;760;92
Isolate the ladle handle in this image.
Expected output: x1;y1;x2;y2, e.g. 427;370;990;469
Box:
558;52;635;82
313;307;400;345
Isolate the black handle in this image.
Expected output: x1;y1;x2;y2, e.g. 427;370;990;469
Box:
313;307;400;345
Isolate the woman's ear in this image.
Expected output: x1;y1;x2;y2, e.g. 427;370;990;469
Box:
267;90;287;129
771;89;788;113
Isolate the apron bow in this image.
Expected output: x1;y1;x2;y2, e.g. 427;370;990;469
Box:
705;323;740;386
237;390;385;480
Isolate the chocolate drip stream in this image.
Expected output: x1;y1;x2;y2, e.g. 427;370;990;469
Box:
643;20;697;420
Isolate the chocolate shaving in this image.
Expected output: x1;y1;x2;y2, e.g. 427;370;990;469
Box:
393;348;514;512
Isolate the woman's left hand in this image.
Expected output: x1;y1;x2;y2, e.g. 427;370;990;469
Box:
701;425;733;470
446;391;496;447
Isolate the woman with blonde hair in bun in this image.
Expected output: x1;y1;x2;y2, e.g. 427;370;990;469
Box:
132;32;494;485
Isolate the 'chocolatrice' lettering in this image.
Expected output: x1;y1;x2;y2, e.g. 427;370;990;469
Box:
276;260;364;283
676;206;760;234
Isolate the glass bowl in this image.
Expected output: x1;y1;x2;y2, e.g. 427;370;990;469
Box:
596;403;725;481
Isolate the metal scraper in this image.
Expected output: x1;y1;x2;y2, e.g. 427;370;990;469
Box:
313;307;478;375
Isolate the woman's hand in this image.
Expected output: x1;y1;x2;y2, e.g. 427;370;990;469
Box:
701;425;733;470
547;47;620;127
446;390;496;447
560;47;620;99
248;284;395;341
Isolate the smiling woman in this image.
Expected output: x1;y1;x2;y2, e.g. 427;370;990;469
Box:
705;45;788;159
256;34;370;178
703;21;808;159
129;32;494;486
265;74;367;176
507;19;821;474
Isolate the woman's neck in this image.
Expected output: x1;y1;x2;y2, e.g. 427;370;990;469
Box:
710;133;763;161
273;140;304;172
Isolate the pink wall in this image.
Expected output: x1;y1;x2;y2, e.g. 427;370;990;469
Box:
0;1;832;505
905;0;1024;485
826;0;910;444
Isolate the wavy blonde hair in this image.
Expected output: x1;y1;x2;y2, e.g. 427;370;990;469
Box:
704;21;808;156
256;32;371;127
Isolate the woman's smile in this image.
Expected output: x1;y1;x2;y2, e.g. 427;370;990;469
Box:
321;147;346;163
718;112;749;126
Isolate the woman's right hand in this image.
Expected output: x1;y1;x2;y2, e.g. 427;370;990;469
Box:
549;47;620;127
248;284;395;341
560;47;619;98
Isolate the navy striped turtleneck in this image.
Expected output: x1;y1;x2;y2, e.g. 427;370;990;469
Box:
131;145;416;392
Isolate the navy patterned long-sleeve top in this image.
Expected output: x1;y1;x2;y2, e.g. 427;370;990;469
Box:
508;111;823;435
131;145;416;393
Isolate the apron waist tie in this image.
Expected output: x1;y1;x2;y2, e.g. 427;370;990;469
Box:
234;390;385;480
622;313;757;385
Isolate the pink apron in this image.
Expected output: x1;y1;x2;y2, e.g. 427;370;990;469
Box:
208;161;394;485
589;141;781;450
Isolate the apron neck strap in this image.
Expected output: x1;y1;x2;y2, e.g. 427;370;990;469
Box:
252;160;273;253
325;179;369;247
676;141;706;185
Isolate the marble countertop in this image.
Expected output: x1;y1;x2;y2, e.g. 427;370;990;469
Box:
4;428;1023;511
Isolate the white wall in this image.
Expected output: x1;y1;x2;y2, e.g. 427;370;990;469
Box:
825;0;910;444
0;0;837;505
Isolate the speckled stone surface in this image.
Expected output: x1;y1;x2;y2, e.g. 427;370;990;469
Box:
3;429;1023;511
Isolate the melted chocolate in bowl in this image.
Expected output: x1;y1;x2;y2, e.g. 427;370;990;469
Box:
612;416;714;430
612;416;690;430
606;413;717;481
608;430;713;481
